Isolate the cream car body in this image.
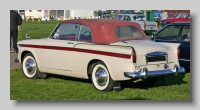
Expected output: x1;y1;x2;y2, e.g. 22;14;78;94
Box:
15;19;185;92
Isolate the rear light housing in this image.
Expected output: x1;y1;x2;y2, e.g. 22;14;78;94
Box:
177;48;181;59
132;51;136;63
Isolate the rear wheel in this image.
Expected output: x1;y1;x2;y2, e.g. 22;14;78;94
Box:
90;61;114;92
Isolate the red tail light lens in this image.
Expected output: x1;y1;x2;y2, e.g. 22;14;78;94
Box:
178;48;180;59
132;52;136;63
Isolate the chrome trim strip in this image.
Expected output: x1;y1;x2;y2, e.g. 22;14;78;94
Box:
146;51;167;56
179;59;190;62
145;51;168;65
124;64;185;79
140;62;174;66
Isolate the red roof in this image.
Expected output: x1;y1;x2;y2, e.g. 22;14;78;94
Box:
60;19;147;44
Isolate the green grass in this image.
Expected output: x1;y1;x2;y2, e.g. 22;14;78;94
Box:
18;20;60;41
10;69;190;100
11;20;190;100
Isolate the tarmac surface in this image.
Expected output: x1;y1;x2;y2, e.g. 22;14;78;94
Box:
10;53;22;70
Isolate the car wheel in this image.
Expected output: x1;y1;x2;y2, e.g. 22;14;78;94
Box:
22;53;45;79
91;61;114;92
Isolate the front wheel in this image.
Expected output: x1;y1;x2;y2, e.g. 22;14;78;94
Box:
22;53;46;79
91;61;114;92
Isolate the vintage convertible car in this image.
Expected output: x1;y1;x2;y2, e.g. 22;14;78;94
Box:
114;13;158;34
151;22;190;72
14;19;185;92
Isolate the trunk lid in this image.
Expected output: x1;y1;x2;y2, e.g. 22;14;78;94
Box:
110;40;171;65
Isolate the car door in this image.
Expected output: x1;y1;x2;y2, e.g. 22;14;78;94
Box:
41;23;79;71
178;25;190;70
72;24;93;73
154;24;190;69
154;25;182;43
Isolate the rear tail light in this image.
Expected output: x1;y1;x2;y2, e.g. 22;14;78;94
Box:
132;52;136;63
178;48;181;59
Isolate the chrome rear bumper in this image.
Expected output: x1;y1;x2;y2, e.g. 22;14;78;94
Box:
124;64;185;79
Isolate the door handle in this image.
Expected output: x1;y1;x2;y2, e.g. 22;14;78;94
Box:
68;42;73;44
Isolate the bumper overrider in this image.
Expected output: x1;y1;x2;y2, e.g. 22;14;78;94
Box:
124;64;185;79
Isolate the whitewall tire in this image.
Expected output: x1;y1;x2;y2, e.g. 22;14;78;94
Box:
91;61;113;92
22;53;42;79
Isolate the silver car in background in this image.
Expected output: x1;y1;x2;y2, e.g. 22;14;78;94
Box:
114;13;158;34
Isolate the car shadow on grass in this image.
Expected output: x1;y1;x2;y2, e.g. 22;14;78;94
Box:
120;73;188;91
44;73;188;91
154;73;188;87
44;73;92;84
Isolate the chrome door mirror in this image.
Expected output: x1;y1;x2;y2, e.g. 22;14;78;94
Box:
26;34;31;39
53;33;59;39
151;35;155;41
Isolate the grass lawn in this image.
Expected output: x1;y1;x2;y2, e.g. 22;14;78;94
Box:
10;20;190;100
10;69;190;100
18;20;60;41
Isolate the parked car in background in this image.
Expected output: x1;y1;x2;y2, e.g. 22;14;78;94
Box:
166;13;190;24
114;13;158;34
151;22;190;72
101;12;114;19
15;19;185;92
154;11;162;24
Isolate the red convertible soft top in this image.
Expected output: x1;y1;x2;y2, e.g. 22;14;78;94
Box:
60;19;148;44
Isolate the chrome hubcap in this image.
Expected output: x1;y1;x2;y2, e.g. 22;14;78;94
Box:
95;68;108;86
25;59;36;74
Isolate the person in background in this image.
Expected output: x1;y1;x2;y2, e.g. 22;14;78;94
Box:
160;10;168;27
10;10;22;53
98;10;102;18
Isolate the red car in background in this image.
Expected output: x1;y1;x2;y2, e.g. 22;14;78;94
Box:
166;13;190;24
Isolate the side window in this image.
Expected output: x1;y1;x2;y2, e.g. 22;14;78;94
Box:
123;15;131;21
180;26;190;42
115;15;123;20
51;23;79;41
79;25;92;43
115;26;146;39
133;16;137;20
155;26;181;40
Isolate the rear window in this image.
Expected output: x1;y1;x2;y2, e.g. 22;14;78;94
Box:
114;15;123;20
115;26;147;40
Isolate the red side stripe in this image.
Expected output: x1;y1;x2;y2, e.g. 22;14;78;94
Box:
19;44;131;59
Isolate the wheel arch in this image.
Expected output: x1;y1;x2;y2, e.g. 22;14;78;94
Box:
87;59;111;79
20;50;42;71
